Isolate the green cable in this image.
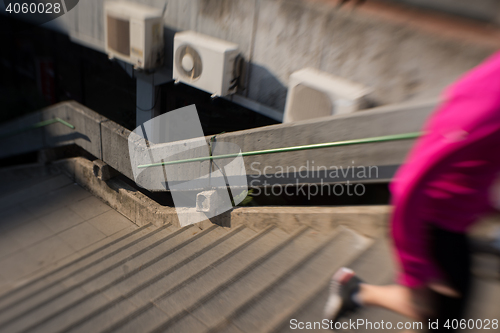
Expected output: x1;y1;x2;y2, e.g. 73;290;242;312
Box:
0;117;75;139
137;131;423;169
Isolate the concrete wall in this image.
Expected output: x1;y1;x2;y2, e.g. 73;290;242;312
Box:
6;0;497;116
392;0;500;24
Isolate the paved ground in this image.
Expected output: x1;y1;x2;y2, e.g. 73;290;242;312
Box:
0;166;139;295
0;163;499;333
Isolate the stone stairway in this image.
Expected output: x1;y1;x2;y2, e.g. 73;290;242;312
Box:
2;164;499;333
0;215;375;333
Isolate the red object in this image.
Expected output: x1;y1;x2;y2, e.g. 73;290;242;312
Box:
37;58;56;105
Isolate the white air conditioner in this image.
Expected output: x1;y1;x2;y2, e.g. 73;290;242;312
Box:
283;68;372;123
173;31;241;97
104;1;164;70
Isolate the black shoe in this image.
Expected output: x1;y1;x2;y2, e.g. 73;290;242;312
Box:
323;267;363;321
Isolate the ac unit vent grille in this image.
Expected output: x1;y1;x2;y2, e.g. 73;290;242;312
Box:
175;44;203;81
106;16;130;56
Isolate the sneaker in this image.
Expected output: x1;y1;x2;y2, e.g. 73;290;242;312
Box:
323;267;363;321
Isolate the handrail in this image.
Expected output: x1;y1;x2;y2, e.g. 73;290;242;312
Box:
137;131;423;169
0;117;75;139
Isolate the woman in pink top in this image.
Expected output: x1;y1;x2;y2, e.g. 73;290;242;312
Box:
324;51;500;331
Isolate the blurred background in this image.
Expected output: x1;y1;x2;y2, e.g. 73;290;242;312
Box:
0;1;500;332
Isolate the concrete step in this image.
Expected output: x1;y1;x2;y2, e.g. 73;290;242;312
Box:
19;225;232;333
150;226;304;333
275;238;412;333
166;227;351;333
100;226;291;333
0;222;158;311
0;223;209;333
144;227;356;333
222;227;371;333
0;223;175;327
59;225;255;333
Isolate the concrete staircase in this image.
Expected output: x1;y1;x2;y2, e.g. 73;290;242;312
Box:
2;163;500;332
6;164;500;333
0;207;380;333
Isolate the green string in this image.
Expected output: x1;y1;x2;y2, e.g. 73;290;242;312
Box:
0;117;75;139
137;131;423;169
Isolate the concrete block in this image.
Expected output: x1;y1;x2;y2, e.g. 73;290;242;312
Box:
196;190;225;214
92;159;118;181
101;120;135;180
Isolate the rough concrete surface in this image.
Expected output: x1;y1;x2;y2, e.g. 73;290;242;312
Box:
26;0;500;112
54;156;392;236
0;159;499;333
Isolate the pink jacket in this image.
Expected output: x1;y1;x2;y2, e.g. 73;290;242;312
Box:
391;51;500;288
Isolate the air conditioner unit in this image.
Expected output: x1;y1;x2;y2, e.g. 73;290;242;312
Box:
283;68;372;123
173;31;241;97
104;1;164;70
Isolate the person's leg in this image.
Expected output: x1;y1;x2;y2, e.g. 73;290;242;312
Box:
324;225;472;330
358;284;430;320
323;269;433;321
358;226;472;324
428;226;472;331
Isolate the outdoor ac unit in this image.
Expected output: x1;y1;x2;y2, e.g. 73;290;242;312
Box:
104;1;164;70
283;68;372;123
173;31;240;97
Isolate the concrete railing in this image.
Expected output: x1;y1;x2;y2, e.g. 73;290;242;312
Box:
0;99;438;191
